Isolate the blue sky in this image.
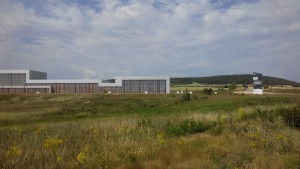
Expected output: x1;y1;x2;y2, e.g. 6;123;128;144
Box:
0;0;299;82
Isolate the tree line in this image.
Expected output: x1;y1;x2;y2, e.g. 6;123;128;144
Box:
171;74;299;86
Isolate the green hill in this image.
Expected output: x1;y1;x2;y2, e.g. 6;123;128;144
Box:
171;74;299;86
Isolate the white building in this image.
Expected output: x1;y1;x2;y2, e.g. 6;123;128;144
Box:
0;70;170;94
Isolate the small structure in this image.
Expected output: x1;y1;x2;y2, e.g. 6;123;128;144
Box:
253;72;263;95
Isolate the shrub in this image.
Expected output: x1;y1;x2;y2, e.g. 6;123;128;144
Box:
239;108;277;123
229;84;237;91
193;95;198;100
238;107;246;120
275;105;300;128
166;119;216;137
209;124;224;135
181;92;191;102
240;105;300;128
203;88;213;95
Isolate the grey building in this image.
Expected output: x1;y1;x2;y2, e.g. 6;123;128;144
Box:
0;70;170;94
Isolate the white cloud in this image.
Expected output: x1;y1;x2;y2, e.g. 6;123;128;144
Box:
0;0;299;82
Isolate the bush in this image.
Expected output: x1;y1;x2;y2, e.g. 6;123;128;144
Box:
209;124;224;135
229;84;237;91
240;105;300;128
181;92;191;102
275;105;300;128
166;119;216;137
203;88;213;95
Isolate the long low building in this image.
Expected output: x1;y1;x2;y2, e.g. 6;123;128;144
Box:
0;70;170;94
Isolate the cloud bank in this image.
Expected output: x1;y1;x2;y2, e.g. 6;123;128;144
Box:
0;0;299;82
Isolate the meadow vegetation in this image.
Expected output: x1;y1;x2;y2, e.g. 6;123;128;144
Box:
0;92;299;169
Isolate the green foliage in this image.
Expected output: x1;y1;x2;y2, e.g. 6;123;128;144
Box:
181;92;191;102
0;94;14;102
171;75;299;85
238;104;300;128
209;124;224;135
218;86;225;91
228;83;237;91
0;94;299;168
284;156;300;169
165;119;216;137
275;105;300;128
203;88;213;95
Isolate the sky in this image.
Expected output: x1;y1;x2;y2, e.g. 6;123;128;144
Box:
0;0;299;82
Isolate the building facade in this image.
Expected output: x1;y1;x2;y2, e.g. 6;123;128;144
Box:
253;72;263;95
0;70;170;94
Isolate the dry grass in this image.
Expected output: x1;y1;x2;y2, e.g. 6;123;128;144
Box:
0;94;299;168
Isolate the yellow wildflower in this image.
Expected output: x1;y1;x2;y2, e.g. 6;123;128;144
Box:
57;156;63;162
260;138;268;143
44;138;64;149
249;132;260;139
238;107;245;119
13;127;23;134
77;152;87;164
157;133;165;140
157;133;166;144
92;128;100;134
249;141;257;148
177;139;184;145
277;134;287;141
7;145;22;156
159;139;166;144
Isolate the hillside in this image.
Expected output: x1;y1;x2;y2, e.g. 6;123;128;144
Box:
171;74;299;86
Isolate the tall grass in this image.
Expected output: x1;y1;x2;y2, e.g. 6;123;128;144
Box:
0;94;299;168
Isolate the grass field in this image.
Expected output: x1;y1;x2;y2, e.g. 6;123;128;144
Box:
0;92;299;169
171;84;300;93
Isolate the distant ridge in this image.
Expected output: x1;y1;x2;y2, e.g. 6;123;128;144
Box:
171;74;299;86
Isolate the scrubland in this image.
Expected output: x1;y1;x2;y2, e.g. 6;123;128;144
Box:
0;93;299;169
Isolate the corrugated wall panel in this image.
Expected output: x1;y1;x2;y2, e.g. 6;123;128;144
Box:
45;83;98;94
0;73;26;86
160;80;166;93
121;80;166;94
0;87;49;94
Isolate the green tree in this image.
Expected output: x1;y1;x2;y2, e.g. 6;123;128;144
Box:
203;88;213;95
228;84;237;91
